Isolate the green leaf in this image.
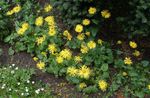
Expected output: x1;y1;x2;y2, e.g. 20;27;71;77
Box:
4;35;11;42
15;42;26;51
83;86;98;94
66;76;80;84
141;60;149;67
8;47;14;55
92;19;99;25
101;63;108;71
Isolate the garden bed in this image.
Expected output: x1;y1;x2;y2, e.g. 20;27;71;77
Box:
0;0;150;98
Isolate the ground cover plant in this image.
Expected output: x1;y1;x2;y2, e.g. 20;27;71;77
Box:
0;64;53;98
0;0;150;98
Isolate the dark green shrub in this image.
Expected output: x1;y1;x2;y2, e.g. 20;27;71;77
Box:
116;0;150;38
52;0;150;38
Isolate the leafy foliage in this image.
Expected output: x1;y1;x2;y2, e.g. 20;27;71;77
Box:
0;64;52;97
52;0;150;38
0;0;150;97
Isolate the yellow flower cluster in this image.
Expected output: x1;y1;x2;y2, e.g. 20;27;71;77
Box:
98;80;108;91
48;43;57;54
17;22;29;35
77;33;85;41
124;57;133;65
67;65;91;79
88;7;97;15
87;40;96;49
36;35;46;45
133;50;140;57
35;16;43;26
97;39;103;45
55;49;72;64
82;19;90;26
56;56;64;64
45;16;56;36
67;66;78;77
129;41;137;49
74;56;82;63
79;83;87;89
81;44;89;54
78;65;91;79
101;10;111;19
75;24;83;33
6;5;21;15
44;4;52;12
59;49;72;60
36;61;45;69
80;41;96;53
63;30;72;40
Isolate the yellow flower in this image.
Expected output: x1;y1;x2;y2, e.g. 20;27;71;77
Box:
44;4;52;12
75;24;83;33
133;50;140;57
56;56;64;64
117;40;122;44
82;19;90;26
17;28;26;35
124;57;133;65
48;43;57;54
63;30;69;36
79;83;87;89
22;22;29;30
97;39;103;45
85;32;90;36
36;36;45;45
6;10;14;15
78;65;91;79
35;16;43;26
98;80;108;91
48;27;56;36
81;44;89;54
122;72;128;76
87;41;96;49
67;66;78;77
67;34;72;41
63;30;72;40
77;33;85;41
88;7;97;14
13;5;21;13
33;57;38;62
148;84;150;90
74;56;82;63
101;10;111;18
59;49;72;60
129;41;137;49
45;16;55;25
36;61;45;69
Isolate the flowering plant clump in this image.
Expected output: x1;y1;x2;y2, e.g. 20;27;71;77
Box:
52;0;110;38
0;64;52;97
0;0;150;97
